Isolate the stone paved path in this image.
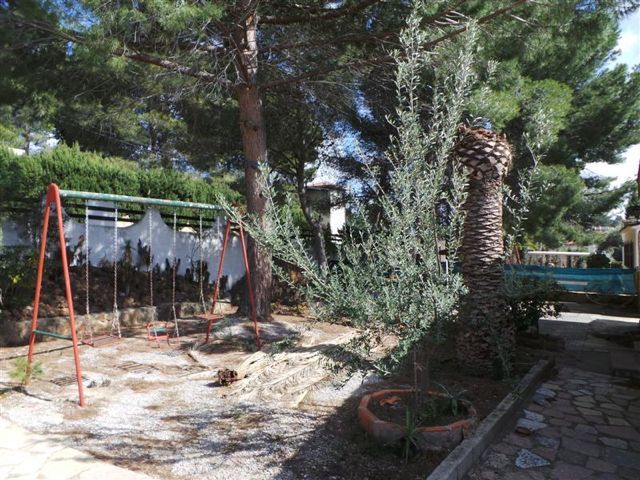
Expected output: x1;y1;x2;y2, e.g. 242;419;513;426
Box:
0;416;155;480
466;366;640;480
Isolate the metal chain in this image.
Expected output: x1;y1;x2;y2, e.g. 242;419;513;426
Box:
148;210;154;308
112;205;122;338
171;212;180;338
199;214;206;312
85;202;93;343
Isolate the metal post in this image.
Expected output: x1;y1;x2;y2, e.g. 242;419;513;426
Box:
26;191;52;383
53;185;86;406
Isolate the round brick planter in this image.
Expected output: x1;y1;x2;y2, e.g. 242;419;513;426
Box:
358;388;478;452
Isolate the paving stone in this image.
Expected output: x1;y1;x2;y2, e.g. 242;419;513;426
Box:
557;392;573;400
565;414;585;424
603;446;640;470
608;417;631;426
577;407;603;417
557;448;588;466
545;408;566;419
517;418;548;433
549;418;571;427
596;425;640;441
563;437;601;457
584;415;607;425
527;403;546;413
536;436;560;450
537;427;562;439
536;387;557;399
619;466;640;479
507;433;534;449
524;410;545;423
600;403;623;412
599;436;628;449
532;394;552;408
550;461;595;479
574;396;595;405
576;424;599;435
561;426;596;442
493;442;519;456
586;457;617;473
484;451;511;470
515;449;551;469
531;446;558;462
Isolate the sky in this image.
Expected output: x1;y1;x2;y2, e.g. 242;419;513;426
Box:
583;9;640;187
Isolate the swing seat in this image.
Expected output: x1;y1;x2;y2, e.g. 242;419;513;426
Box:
145;322;175;345
82;334;120;348
194;313;225;323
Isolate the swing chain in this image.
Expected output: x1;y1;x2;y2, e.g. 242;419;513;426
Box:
171;212;180;338
148;210;154;311
112;205;122;338
199;215;206;312
84;202;93;343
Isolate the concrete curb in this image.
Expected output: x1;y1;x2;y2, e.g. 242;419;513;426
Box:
426;358;555;480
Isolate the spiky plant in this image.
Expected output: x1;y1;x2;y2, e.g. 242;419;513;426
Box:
456;126;514;376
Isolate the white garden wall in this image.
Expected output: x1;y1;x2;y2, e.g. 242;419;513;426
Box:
1;206;247;288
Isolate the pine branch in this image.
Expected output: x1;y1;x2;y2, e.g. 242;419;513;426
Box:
261;0;531;90
260;0;382;25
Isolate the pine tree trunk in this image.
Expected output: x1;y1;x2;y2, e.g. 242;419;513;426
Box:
456;127;514;376
233;3;272;320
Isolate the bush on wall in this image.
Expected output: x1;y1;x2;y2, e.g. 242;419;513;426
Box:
0;144;241;208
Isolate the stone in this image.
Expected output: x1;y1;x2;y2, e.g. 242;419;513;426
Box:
608;417;631;427
575;424;598;435
599;436;628;449
532;394;551;408
83;373;111;388
524;410;545;423
601;403;623;412
515;449;551;469
517;418;548;434
536;387;557;399
531;446;557;462
562;437;601;458
577;407;603;417
596;425;640;441
603;446;640;470
484;452;510;470
507;433;534;449
550;461;594;479
537;436;560;450
586;457;617;473
557;448;587;465
549;418;571;427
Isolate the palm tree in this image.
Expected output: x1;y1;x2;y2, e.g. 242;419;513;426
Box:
456;126;513;376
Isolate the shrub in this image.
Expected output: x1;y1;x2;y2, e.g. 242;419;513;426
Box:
503;273;563;333
586;253;611;268
0;144;241;212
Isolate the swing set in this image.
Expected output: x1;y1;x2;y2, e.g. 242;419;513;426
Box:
26;183;261;406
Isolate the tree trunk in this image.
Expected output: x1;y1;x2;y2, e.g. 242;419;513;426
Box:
456;127;514;377
295;162;328;268
233;4;272;320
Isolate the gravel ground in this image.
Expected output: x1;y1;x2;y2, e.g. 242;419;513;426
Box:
0;315;384;479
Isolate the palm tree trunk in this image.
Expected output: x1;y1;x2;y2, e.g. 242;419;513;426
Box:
456;127;513;376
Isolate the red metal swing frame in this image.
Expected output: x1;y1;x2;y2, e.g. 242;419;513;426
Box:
26;184;262;407
26;184;86;406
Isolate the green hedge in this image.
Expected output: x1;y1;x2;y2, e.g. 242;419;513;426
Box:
0;144;242;207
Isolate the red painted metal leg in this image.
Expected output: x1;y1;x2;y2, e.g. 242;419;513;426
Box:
52;185;85;407
26;196;52;382
238;224;261;349
205;220;231;343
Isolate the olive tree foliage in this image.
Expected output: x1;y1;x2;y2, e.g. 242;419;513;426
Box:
225;7;479;373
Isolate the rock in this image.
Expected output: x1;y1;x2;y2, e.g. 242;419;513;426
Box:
536;387;556;399
532;394;551;407
524;410;545;422
516;418;548;434
83;373;111;388
515;449;551;469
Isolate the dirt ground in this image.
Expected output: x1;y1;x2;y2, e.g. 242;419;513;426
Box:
0;314;536;479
